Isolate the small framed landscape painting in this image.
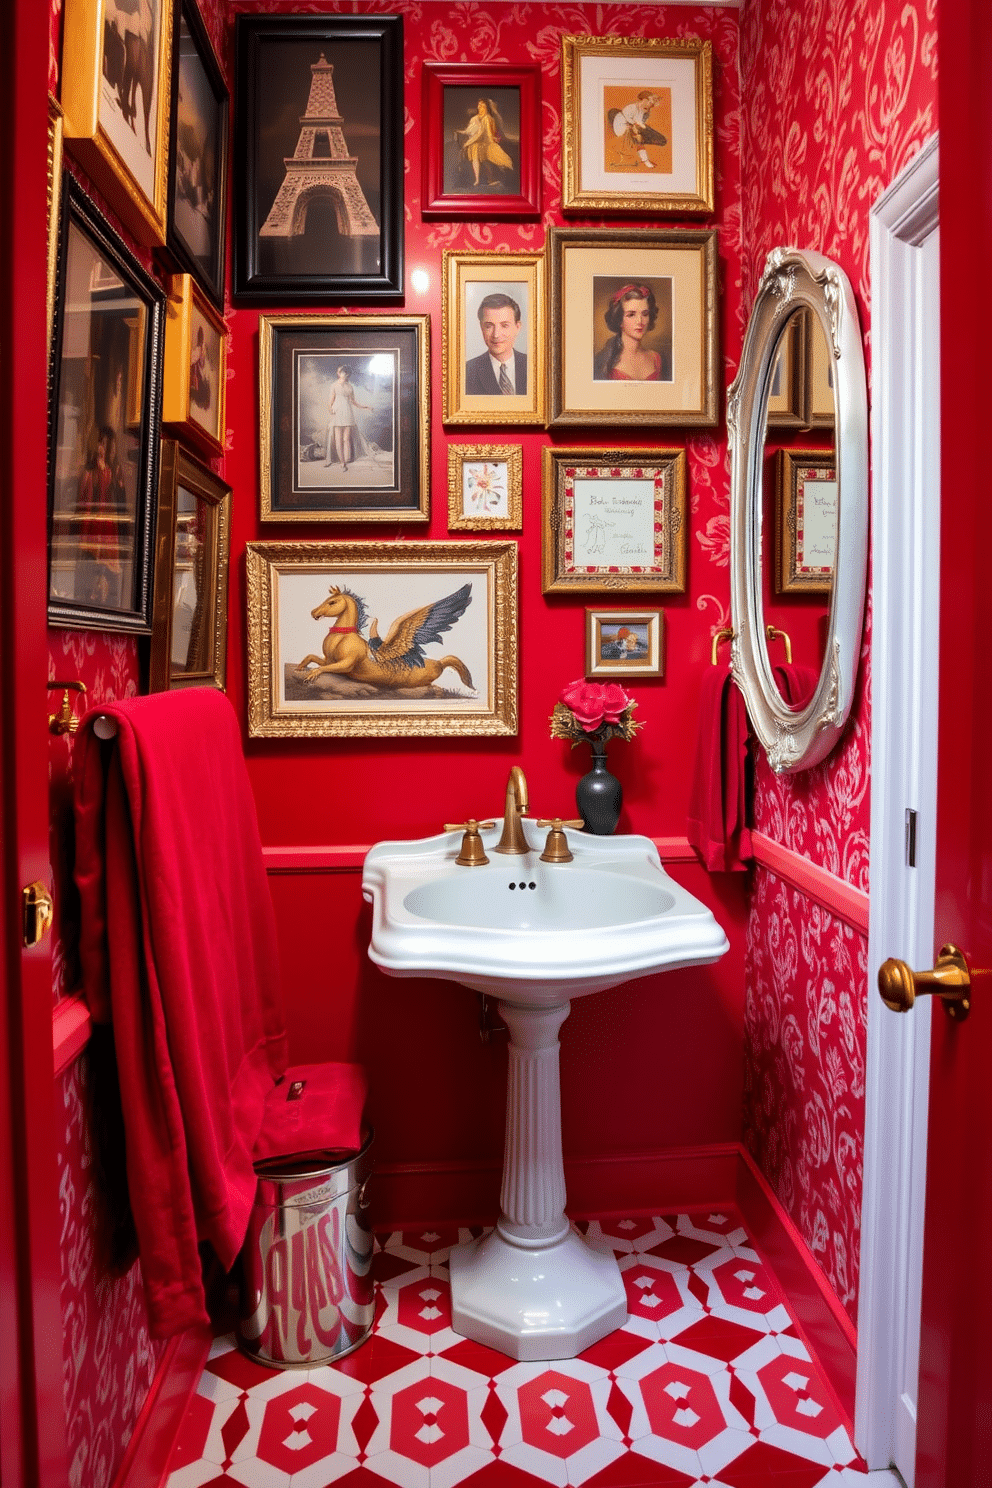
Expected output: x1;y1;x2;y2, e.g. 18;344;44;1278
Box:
585;608;664;679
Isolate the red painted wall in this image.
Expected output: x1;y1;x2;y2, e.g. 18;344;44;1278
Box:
738;0;937;1323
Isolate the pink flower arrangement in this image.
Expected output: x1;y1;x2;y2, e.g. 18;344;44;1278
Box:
550;680;640;746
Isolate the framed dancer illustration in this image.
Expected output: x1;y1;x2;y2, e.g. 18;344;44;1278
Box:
422;64;541;220
233;14;404;302
259;315;430;524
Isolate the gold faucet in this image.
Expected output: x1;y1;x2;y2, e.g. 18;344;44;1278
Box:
494;765;530;854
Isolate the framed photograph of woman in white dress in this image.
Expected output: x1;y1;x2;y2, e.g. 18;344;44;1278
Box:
258;315;430;523
422;64;541;220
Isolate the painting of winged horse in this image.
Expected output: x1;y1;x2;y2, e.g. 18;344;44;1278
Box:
286;581;478;701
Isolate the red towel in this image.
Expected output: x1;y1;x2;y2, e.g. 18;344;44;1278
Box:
774;663;820;711
73;691;290;1336
686;667;753;872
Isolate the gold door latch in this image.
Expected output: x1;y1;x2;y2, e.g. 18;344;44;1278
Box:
878;943;972;1021
22;881;54;948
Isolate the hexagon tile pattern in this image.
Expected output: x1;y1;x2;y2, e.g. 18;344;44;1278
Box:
165;1210;868;1488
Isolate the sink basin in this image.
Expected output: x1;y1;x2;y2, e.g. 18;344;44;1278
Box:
362;820;728;1004
361;817;729;1363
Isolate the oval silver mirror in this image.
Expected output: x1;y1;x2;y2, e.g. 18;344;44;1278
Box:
728;248;867;773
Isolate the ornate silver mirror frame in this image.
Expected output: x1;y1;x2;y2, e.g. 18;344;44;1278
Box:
728;248;868;773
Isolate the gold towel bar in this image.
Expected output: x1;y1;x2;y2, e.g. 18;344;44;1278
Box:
711;628;734;666
765;625;793;664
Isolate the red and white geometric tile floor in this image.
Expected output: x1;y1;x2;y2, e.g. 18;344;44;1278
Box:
165;1210;868;1488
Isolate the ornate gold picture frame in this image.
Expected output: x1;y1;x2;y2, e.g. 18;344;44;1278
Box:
150;440;231;691
548;227;719;428
61;0;174;246
776;448;836;595
585;607;664;678
542;447;687;595
162;273;227;457
447;445;523;531
561;35;713;216
246;541;518;738
442;251;546;426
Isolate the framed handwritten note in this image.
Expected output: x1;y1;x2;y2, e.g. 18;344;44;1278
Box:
776;448;836;594
542;447;687;594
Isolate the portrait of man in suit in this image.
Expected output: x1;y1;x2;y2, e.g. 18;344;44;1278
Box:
464;290;528;397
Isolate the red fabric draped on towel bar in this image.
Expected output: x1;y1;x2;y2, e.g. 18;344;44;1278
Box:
72;690;365;1338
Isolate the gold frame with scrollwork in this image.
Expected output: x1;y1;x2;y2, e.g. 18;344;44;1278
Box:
61;0;174;246
447;444;523;531
245;541;518;738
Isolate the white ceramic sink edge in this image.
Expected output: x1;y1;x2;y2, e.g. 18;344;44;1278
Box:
362;820;729;1001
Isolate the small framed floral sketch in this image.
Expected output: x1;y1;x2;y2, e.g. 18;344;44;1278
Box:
245;540;518;738
443;251;546;426
162;274;227;456
61;0;174;246
259;314;430;524
776;448;837;595
150;440;231;691
447;445;522;530
548;227;719;428
542;447;687;595
561;35;713;215
585;608;664;678
422;64;541;220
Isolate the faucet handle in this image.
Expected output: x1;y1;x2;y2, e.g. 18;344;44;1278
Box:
536;818;584;864
444;819;496;867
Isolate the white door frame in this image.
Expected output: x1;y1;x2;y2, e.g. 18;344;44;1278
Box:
858;133;940;1485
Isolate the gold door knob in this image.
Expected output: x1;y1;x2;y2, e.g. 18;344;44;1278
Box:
21;881;54;947
878;943;971;1020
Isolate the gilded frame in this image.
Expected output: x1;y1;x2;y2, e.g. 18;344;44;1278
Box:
542;447;687;595
561;35;713;216
61;0;174;246
548;227;719;428
585;607;664;679
776;447;837;595
162;273;227;457
442;251;546;426
259;314;430;524
447;444;523;531
765;309;808;429
47;95;64;349
149;439;231;691
245;541;518;738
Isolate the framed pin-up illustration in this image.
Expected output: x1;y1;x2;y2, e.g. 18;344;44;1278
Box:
447;444;523;530
149;440;231;691
561;35;713;216
542;447;687;595
422;63;541;220
61;0;174;246
443;251;545;426
776;448;837;595
585;608;664;679
548;227;719;428
259;315;430;525
166;0;229;308
48;175;165;633
162;274;227;457
233;14;404;303
245;541;518;738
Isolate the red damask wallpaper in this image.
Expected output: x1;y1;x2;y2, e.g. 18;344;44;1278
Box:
739;0;937;1322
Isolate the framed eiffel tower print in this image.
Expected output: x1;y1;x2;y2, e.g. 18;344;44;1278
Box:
233;15;405;303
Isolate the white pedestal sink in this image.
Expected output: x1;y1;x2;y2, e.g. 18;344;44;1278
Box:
362;818;728;1361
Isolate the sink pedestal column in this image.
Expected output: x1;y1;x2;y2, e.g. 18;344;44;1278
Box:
448;997;627;1360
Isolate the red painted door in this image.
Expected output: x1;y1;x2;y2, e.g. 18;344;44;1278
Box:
914;2;992;1483
0;4;68;1484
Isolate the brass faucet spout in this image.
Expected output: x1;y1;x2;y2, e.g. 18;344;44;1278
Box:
494;765;530;855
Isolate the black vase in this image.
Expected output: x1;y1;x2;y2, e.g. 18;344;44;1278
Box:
575;736;622;835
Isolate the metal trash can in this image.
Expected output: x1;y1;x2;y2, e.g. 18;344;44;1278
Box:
237;1128;374;1367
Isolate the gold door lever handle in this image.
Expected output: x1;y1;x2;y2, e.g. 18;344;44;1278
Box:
878;944;971;1021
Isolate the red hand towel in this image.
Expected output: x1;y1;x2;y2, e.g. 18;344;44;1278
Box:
686;667;753;872
73;690;289;1337
774;663;820;711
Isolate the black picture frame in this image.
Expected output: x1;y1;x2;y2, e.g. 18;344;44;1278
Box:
259;315;430;524
48;175;165;633
233;14;405;304
166;0;229;309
